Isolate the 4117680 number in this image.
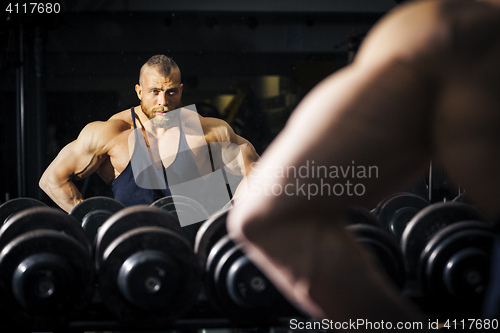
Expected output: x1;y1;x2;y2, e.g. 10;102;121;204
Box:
5;3;61;14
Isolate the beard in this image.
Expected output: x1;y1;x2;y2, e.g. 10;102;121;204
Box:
141;101;182;129
151;113;172;128
141;101;170;119
142;106;179;130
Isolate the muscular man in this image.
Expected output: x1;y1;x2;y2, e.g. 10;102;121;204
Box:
40;55;259;213
228;0;500;330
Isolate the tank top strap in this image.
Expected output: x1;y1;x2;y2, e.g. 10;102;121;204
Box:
177;114;190;151
131;106;151;147
131;107;137;129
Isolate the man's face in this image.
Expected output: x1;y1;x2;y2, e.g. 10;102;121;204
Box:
135;66;183;119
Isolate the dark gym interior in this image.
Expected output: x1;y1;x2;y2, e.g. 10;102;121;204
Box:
1;0;497;332
0;0;393;203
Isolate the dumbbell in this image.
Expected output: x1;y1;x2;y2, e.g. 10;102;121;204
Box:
0;197;47;225
69;196;125;246
195;209;292;323
94;205;201;327
151;195;209;223
372;192;430;242
344;207;406;288
0;207;95;327
401;201;493;315
151;195;209;245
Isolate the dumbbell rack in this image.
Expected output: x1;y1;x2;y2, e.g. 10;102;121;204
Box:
0;276;471;333
0;291;466;333
1;195;495;331
0;302;303;333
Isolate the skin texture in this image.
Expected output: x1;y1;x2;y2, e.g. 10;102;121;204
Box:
40;64;259;212
227;0;500;331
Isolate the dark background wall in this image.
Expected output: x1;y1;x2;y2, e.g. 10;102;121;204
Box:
0;0;398;205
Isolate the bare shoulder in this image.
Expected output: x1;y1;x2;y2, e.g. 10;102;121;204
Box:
109;108;134;124
92;108;134;140
198;114;260;170
198;115;233;142
357;0;500;66
82;115;130;137
355;1;444;66
76;114;131;153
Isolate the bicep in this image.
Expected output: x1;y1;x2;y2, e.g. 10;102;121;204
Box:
50;142;94;180
44;122;109;183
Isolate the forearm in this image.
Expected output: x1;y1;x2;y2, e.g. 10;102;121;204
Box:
231;176;248;201
39;175;83;212
227;155;426;330
38;120;111;212
228;208;428;332
224;141;259;201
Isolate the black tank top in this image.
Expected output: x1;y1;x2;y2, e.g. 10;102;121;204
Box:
111;107;201;206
